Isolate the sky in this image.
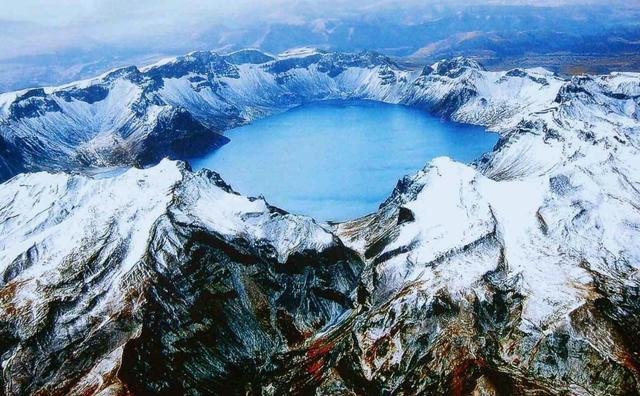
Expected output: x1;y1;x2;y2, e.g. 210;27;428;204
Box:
3;0;633;26
1;0;636;59
0;1;253;59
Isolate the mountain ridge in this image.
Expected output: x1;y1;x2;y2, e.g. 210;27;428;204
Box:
0;49;564;182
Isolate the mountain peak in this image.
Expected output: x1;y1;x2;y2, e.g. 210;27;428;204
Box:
223;49;275;65
424;56;486;78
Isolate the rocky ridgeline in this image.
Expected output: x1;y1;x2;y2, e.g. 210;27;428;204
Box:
1;49;561;182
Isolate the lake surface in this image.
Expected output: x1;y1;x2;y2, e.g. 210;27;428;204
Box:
191;100;498;222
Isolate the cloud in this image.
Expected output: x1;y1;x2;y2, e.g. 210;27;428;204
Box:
0;0;636;60
6;0;631;26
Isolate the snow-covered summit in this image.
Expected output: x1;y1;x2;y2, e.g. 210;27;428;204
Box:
277;47;323;59
0;159;340;276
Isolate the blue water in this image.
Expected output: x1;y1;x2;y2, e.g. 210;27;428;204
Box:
191;100;498;222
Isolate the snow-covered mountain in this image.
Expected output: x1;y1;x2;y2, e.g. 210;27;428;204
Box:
0;49;563;182
331;70;640;394
0;49;639;394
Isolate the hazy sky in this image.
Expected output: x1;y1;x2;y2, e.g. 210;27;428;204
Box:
0;0;636;59
3;0;630;26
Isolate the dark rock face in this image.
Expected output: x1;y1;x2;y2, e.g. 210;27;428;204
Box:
316;51;400;78
118;224;363;395
549;174;571;195
555;78;595;104
54;85;110;104
408;81;479;117
436;86;478;117
501;68;550;86
8;89;62;119
266;53;325;75
134;107;230;165
224;49;275;65
505;68;528;78
268;51;398;79
105;65;144;83
0;135;25;181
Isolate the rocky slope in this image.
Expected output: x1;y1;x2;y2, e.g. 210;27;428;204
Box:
0;51;639;395
0;160;364;394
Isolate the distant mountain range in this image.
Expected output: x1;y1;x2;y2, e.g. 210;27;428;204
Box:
1;4;639;92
